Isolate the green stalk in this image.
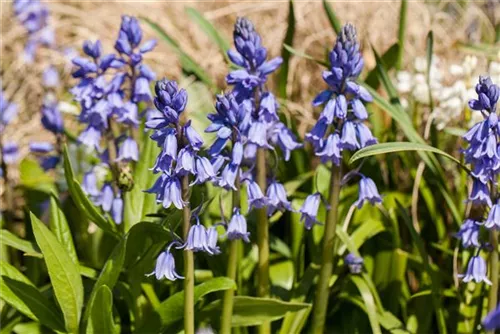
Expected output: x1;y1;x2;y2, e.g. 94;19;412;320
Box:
256;147;270;334
311;164;342;334
182;175;194;334
489;231;499;316
221;170;241;334
396;0;408;70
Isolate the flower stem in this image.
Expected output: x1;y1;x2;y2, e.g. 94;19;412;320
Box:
220;171;241;334
311;164;342;334
489;229;499;313
256;147;270;334
181;175;194;334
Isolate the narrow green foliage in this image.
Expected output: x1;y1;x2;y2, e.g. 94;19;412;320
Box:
277;0;296;98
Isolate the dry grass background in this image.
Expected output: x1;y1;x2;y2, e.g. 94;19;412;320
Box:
0;0;498;183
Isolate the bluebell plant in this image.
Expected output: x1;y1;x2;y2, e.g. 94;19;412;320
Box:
307;23;380;333
213;17;302;333
145;77;218;334
458;76;500;316
13;0;55;63
70;15;156;225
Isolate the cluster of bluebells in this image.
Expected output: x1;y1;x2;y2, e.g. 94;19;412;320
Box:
300;24;382;230
0;91;19;177
457;76;500;285
72;15;157;225
205;17;301;243
13;0;55;63
146;78;220;280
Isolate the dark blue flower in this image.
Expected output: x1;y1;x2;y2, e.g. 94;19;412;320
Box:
459;255;491;285
355;176;382;208
483;303;500;331
3;142;19;164
205;226;221;254
317;133;342;165
148;242;184;281
469;179;492;207
247;180;268;210
266;181;292;215
456;219;480;248
191;157;215;185
486;203;500;229
345;253;364;274
42;66;59;88
226;209;250;242
117;137;139;162
41;98;64;134
82;170;100;198
145;174;186;209
112;195;123;224
299;193;321;229
29;141;54;153
184;223;209;252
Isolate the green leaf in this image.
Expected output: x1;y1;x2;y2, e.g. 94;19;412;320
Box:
30;212;84;333
322;0;341;34
0;261;65;332
277;0;295;99
200;296;311;327
283;44;329;67
349;142;470;173
396;0;408;70
88;285;116;334
270;260;294;290
19;158;56;194
372;47;404;111
185;8;230;60
63;145;119;238
81;238;126;332
49;196;78;264
141;17;215;88
396;201;447;334
139;277;235;332
351;276;382;334
365;43;400;88
0;229;42;258
123;132;161;230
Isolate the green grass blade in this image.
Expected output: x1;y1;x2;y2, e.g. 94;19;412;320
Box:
349;142;470;173
365;43;400;88
141;17;215;89
351;276;382;334
396;0;408;70
322;0;342;34
49;196;78;264
283;44;329;67
185;8;230;61
277;0;296;99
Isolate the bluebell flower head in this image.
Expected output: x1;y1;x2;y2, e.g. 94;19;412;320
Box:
247;180;268;210
184;222;209;252
191;157;215;185
1;91;18;131
317;133;342;165
469;179;492;207
459;255;491;285
41;98;63;134
345;253;364;274
226;209;250;242
112;195;123;224
217;163;239;190
29;141;54;154
117;137;139;162
355;176;383;208
299;193;321;229
3;142;19;164
42;66;59;88
99;183;114;212
82;170;100;197
175;147;196;176
184;121;203;151
205;226;221;255
226;17;282;100
483;304;500;331
486;203;500;229
266;181;292;216
145;174;186;209
271;123;302;161
148;242;184;281
455;219;481;248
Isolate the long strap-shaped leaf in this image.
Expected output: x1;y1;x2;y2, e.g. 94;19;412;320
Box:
350;142;470;174
31;212;84;333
